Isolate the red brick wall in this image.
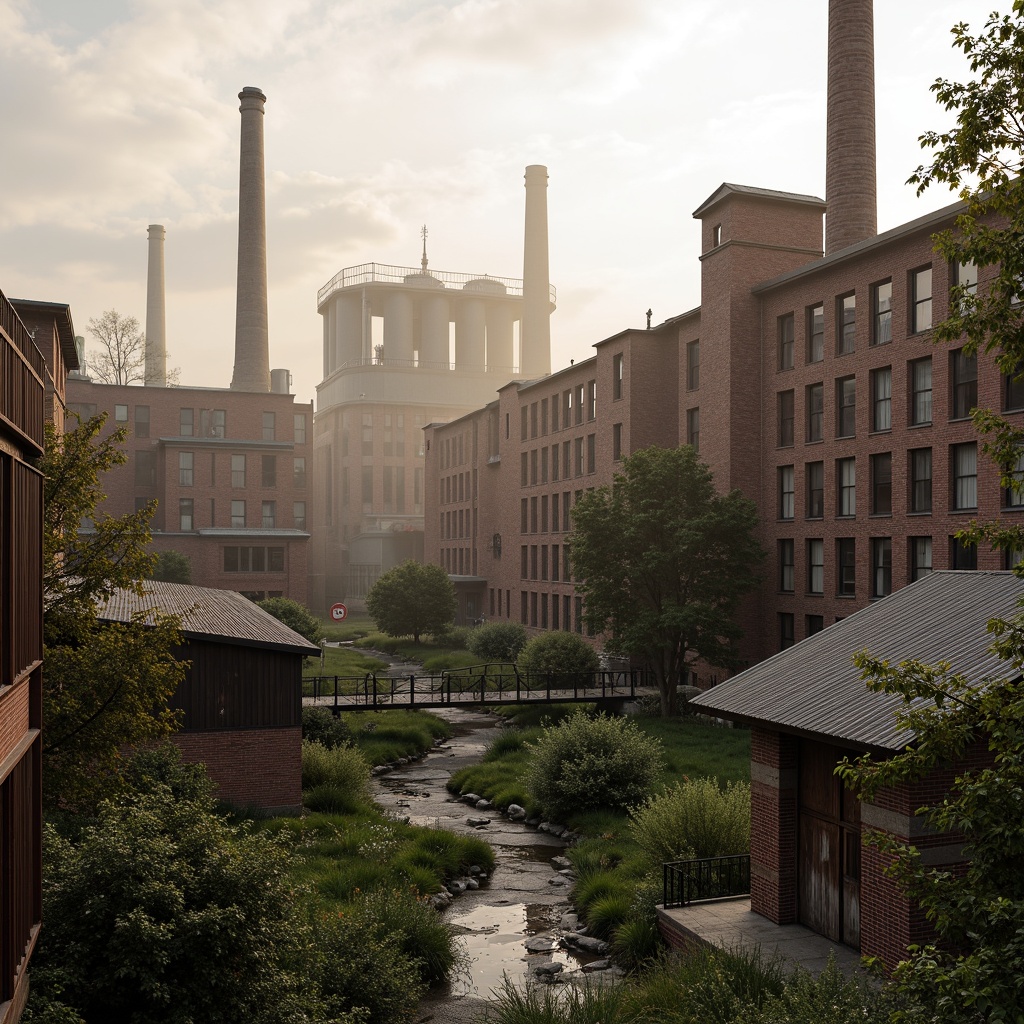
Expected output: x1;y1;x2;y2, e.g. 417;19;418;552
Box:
172;726;301;812
749;727;799;923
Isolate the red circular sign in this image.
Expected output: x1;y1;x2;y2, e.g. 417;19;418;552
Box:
329;603;348;621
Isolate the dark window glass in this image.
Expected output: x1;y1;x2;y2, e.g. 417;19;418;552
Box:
872;538;892;597
837;458;856;516
912;266;933;332
911;537;933;581
806;384;823;442
873;281;892;345
838;293;855;354
872;367;891;431
135;405;150;438
806;461;824;518
807;539;824;594
806;615;824;636
687;341;700;390
779;613;795;650
778;465;795;519
911;448;933;512
779;539;795;593
779;314;794;370
871;452;892;515
807;304;824;363
953;443;978;510
837;376;856;436
837;538;856;596
951;536;977;570
951;349;978;419
911;358;933;425
778;390;795;446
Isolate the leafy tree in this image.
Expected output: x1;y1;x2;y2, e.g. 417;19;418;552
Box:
570;445;763;716
468;621;529;662
517;630;599;684
257;596;323;646
366;560;456;643
41;414;184;812
86;309;146;385
908;4;1024;376
27;783;314;1024
148;549;192;584
838;636;1024;1024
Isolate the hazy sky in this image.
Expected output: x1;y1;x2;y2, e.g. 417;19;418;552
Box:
0;0;998;405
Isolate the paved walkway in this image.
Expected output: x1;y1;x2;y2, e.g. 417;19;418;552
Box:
656;899;867;978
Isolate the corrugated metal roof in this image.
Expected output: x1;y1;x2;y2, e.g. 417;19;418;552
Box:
693;571;1024;752
97;581;321;655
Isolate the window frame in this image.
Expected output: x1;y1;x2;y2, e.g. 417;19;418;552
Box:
872;280;893;346
871;452;892;515
806;383;824;443
871;366;892;432
836;376;856;437
806;461;824;520
911;265;933;333
778;314;795;371
807;303;824;363
837;293;856;355
910;357;933;426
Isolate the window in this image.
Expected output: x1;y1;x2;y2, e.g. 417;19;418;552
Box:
231;500;246;528
807;303;824;363
179;498;194;532
135;405;150;438
223;546;285;573
911;537;933;581
956;259;978;302
910;358;932;425
778;390;795;446
613;423;623;461
201;408;226;438
778;313;795;370
261;454;276;488
806;615;824;636
135;450;156;488
836;376;856;437
951;349;978;419
871;367;891;431
294;457;306;487
574;437;584;477
871;452;892;514
806;461;824;518
872;280;892;345
908;448;933;513
1005;452;1024;507
231;454;245;487
778;465;795;519
586;380;596;421
262;412;275;441
179;452;194;486
713;223;722;246
1004;364;1024;411
837;293;855;354
779;539;795;593
294;413;307;444
613;354;623;400
779;613;795;650
114;404;128;422
837;538;856;596
807;539;824;594
294;501;306;530
574;384;584;425
951;535;977;570
687;408;700;452
871;538;892;597
837;458;856;516
911;266;933;332
686;341;700;390
180;408;194;436
953;443;978;510
260;501;274;528
806;383;823;442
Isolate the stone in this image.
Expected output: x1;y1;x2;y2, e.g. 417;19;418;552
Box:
526;817;541;826
468;864;483;876
550;856;572;870
547;876;569;886
475;799;492;810
466;817;490;827
533;962;563;977
506;804;527;821
571;935;609;955
524;936;557;953
559;912;579;931
447;880;466;896
465;878;480;890
582;959;612;972
462;793;482;805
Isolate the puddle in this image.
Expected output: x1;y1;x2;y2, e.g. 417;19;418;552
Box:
444;902;587;998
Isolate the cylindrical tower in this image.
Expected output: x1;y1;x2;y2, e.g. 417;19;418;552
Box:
825;0;876;254
419;294;450;368
336;292;363;367
231;86;271;392
384;290;415;364
144;224;167;387
456;295;487;369
521;164;552;378
487;305;514;374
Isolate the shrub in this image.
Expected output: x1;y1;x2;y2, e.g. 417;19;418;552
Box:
517;631;599;684
629;777;751;862
257;596;323;646
366;561;456;642
301;706;351;749
526;711;664;820
148;549;191;584
432;624;473;648
301;740;371;803
468;621;528;662
611;916;663;971
586;892;632;939
121;742;214;805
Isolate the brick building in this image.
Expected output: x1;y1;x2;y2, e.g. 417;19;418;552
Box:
67;378;313;604
0;290;78;1023
692;571;1018;967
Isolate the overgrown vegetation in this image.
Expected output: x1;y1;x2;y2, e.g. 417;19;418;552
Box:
517;630;599;684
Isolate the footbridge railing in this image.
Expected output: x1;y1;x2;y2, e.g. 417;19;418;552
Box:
663;854;751;909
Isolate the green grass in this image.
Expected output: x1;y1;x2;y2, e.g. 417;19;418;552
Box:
635;716;750;786
317;612;375;643
343;709;452;766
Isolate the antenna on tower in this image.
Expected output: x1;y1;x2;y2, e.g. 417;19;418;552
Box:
420;224;429;271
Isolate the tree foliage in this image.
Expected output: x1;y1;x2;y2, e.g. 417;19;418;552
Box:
257;596;323;646
909;4;1024;373
86;309;147;386
41;414;183;812
570;445;763;715
148;549;192;584
838;637;1024;1024
467;621;528;662
516;630;599;684
365;560;456;643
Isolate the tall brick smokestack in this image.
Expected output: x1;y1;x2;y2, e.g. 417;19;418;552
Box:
145;224;167;387
825;0;877;254
521;164;552;379
231;86;271;392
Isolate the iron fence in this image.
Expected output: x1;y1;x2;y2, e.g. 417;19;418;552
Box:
663;854;751;909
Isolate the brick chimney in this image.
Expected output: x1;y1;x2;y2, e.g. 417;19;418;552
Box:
231;86;271;392
145;224;167;386
520;164;553;379
825;0;876;254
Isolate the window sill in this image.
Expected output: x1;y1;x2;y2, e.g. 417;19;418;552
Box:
869;512;893;518
805;438;824;446
908;421;933;430
806;593;824;599
951;507;978;514
1002;505;1024;513
836;433;855;441
836;349;855;358
836;593;857;600
908;510;932;516
868;429;892;437
836;514;855;520
805;516;824;522
949;416;974;424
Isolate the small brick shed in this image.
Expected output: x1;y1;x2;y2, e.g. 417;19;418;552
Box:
99;580;319;813
692;570;1022;968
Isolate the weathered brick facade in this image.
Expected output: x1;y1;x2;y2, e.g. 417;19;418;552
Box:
67;378;312;603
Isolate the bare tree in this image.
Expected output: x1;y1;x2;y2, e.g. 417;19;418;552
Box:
87;310;145;385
